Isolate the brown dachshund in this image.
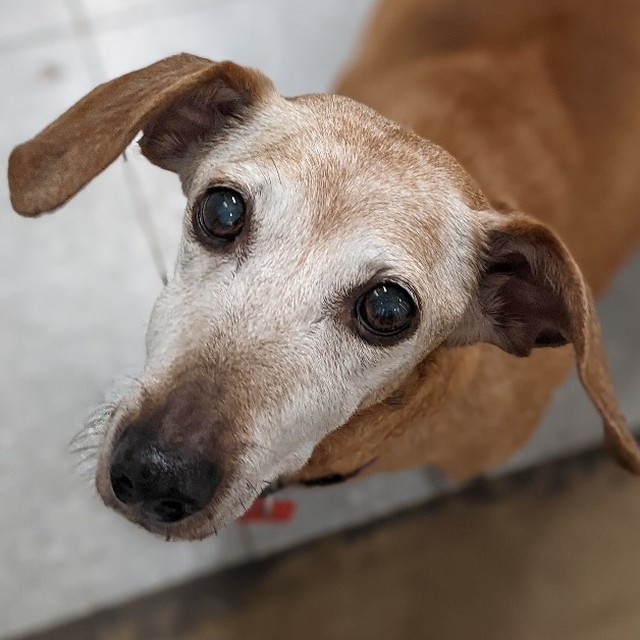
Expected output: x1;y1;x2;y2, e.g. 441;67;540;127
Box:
8;0;640;539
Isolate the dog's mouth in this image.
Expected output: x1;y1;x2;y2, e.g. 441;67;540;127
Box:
103;461;379;539
72;380;378;539
96;457;381;540
96;468;254;540
297;457;379;487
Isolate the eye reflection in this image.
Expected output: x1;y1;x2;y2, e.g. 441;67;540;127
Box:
196;187;245;242
356;282;416;339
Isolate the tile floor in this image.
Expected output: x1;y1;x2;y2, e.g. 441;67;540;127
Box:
22;451;640;640
1;1;639;638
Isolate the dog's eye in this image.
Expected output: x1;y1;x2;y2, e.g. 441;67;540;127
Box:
195;187;245;242
355;283;416;339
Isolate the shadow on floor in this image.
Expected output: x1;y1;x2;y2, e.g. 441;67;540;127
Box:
19;447;640;640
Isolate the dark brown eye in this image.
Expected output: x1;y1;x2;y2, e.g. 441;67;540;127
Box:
355;283;416;339
195;187;245;242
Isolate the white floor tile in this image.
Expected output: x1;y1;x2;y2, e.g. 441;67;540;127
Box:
92;0;282;80
89;0;377;94
78;0;201;34
271;0;377;94
81;0;168;17
0;0;72;45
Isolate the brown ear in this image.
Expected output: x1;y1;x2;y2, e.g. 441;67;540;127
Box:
448;212;640;473
8;53;272;217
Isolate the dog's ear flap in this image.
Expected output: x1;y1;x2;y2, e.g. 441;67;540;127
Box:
447;212;640;473
8;53;272;217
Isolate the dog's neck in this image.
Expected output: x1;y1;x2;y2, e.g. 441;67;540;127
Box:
293;337;580;483
291;345;478;481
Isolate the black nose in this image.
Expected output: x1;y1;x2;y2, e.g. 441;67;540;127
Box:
109;425;220;523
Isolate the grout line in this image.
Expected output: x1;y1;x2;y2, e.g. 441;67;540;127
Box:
120;155;169;286
63;0;169;286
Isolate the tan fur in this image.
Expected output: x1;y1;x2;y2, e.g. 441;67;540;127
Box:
6;0;640;538
296;0;640;482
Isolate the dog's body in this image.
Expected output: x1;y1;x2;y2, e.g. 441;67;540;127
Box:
8;0;640;538
296;0;640;481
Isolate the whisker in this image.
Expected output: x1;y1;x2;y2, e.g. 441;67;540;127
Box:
68;375;140;479
69;444;100;455
269;153;283;187
246;479;260;497
126;375;151;402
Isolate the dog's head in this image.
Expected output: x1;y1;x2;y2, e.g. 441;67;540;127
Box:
9;54;640;539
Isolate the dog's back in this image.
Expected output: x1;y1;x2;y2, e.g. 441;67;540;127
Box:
337;0;640;293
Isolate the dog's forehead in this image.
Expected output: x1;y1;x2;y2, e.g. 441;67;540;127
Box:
191;92;483;205
186;93;484;266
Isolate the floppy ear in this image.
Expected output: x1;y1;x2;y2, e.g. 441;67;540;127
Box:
448;211;640;473
8;53;273;217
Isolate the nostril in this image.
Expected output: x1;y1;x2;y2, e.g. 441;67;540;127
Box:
111;473;137;505
150;497;196;523
109;424;220;524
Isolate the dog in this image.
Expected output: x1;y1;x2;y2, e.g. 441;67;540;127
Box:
8;0;640;540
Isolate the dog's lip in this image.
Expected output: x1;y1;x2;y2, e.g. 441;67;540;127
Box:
97;436;378;538
98;457;379;538
275;457;379;490
102;496;216;539
260;477;285;496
